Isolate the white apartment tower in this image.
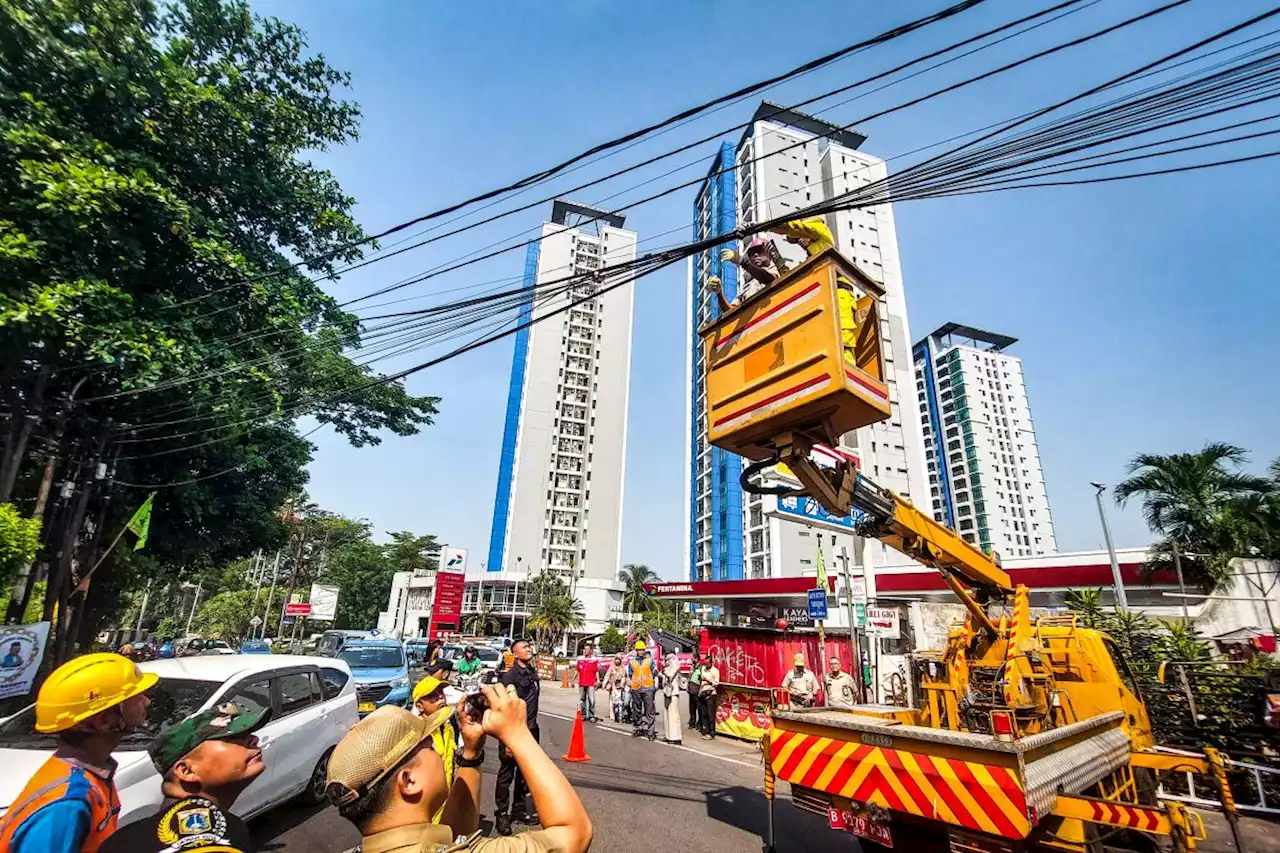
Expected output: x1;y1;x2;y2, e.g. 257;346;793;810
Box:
486;201;636;589
913;323;1057;558
685;103;930;583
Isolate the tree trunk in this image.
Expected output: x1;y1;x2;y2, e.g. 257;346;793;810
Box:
0;366;49;503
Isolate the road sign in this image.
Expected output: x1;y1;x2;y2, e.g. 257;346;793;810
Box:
285;602;311;616
249;616;263;627
808;588;828;620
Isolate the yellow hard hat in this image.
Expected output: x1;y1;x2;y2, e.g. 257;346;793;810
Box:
634;640;646;651
412;675;445;705
36;653;158;733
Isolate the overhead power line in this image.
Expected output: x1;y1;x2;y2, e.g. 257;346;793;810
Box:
168;0;990;310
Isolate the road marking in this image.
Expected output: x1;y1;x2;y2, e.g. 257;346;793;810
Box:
538;710;762;769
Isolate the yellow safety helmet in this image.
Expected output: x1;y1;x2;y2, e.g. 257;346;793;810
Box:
634;640;646;651
412;675;445;705
36;652;158;733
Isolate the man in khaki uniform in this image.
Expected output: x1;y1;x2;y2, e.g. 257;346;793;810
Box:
781;653;820;707
824;656;858;710
327;682;592;853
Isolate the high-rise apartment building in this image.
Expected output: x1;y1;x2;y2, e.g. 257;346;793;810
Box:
685;103;930;584
486;201;636;600
913;323;1057;558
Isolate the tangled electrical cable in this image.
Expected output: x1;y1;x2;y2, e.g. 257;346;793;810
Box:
109;2;1280;474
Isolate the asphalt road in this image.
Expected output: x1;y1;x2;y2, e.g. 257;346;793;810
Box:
249;686;1277;853
250;708;854;853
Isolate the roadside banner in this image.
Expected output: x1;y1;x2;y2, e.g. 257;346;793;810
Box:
309;583;339;621
0;622;50;700
715;686;772;742
866;606;901;639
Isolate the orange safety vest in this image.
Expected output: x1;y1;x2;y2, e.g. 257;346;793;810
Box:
0;754;120;853
629;656;654;690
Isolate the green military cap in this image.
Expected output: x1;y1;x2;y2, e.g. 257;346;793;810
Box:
149;702;269;774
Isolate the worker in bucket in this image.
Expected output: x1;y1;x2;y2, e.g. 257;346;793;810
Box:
706;239;782;313
772;216;868;366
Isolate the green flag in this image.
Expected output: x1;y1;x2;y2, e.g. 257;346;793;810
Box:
815;539;828;591
126;493;155;551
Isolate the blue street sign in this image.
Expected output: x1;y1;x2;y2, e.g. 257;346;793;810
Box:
807;588;828;620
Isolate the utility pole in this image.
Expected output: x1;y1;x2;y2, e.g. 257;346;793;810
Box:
185;581;202;636
1172;541;1191;625
135;579;151;633
8;379;84;623
1090;482;1128;610
261;549;282;639
839;545;865;702
45;420;109;659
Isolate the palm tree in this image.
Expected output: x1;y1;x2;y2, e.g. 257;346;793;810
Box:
462;606;499;636
528;595;585;649
619;563;658;616
1114;443;1271;590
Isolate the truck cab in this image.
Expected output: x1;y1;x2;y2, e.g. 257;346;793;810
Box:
337;638;411;716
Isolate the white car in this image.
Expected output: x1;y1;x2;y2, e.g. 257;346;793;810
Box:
0;655;358;825
199;639;236;655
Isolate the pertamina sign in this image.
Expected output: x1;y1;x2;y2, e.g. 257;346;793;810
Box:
440;547;468;574
429;545;468;640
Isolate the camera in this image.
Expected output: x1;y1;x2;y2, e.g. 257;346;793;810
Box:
465;669;501;717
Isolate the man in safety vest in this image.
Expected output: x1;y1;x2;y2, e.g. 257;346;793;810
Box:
627;641;658;741
0;652;156;853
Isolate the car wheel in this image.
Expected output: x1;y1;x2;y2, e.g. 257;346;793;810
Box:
301;748;333;806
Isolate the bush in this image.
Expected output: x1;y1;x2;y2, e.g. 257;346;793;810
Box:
599;626;626;655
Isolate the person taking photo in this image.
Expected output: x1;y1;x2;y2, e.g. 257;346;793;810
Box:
495;639;540;836
327;684;591;853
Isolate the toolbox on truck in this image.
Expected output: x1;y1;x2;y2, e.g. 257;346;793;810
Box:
769;710;1132;841
698;248;890;460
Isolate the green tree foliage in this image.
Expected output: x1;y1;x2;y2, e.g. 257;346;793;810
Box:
0;0;440;649
196;588;267;644
462;606;499;636
528;595;584;650
1115;443;1274;591
0;503;39;587
598;625;626;655
1064;595;1274;756
618;563;658;615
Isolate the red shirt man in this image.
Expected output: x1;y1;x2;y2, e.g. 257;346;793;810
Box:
575;644;602;722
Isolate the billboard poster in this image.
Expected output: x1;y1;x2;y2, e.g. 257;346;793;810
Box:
765;494;870;534
308;583;339;622
0;622;50;700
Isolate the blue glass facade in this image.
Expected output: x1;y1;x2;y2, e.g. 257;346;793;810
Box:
486;241;540;573
689;142;744;582
916;342;955;529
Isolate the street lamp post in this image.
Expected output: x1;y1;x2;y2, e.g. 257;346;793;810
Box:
1090;482;1128;610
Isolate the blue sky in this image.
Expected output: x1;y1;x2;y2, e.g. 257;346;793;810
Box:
260;0;1280;578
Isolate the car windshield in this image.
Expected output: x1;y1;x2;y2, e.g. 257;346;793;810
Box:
474;647;499;662
340;646;404;669
0;677;220;751
206;640;228;649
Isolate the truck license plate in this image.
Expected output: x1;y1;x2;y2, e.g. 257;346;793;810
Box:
358;701;377;713
829;806;893;848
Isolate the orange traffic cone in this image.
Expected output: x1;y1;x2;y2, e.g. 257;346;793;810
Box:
561;668;571;689
562;710;591;763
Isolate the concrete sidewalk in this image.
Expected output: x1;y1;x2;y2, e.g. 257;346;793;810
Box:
537;681;765;769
